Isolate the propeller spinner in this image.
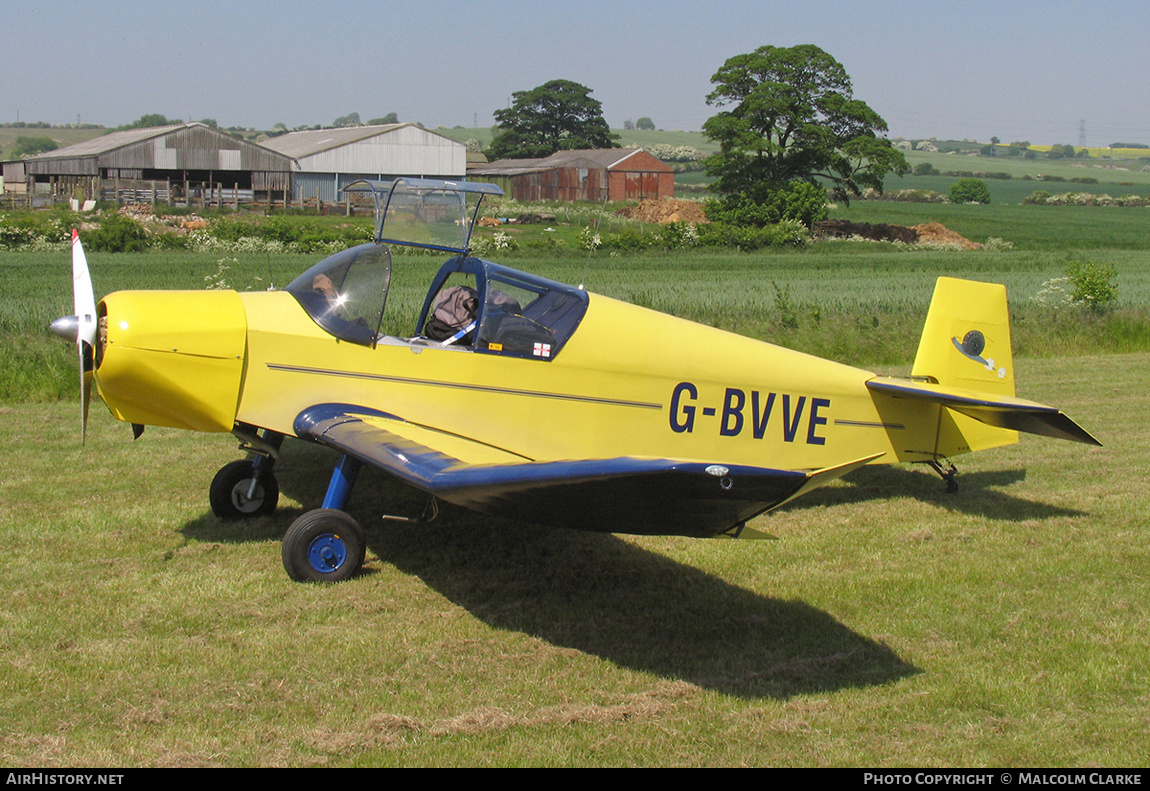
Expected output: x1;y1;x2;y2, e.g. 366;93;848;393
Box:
49;230;98;442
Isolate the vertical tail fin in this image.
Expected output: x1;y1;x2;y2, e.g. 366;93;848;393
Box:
911;277;1019;455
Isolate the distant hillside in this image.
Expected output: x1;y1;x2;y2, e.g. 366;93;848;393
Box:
429;126;717;154
0;125;108;156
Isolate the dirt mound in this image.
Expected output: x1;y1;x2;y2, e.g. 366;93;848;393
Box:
616;199;708;225
911;221;982;250
814;219;980;249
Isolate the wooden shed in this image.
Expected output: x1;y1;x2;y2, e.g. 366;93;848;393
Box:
261;123;466;203
23;122;293;205
471;148;674;202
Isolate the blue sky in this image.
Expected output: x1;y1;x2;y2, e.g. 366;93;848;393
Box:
4;0;1147;146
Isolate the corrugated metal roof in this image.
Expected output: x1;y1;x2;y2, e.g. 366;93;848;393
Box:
542;148;642;169
261;123;453;158
473;148;666;177
27;123;197;160
24;122;293;176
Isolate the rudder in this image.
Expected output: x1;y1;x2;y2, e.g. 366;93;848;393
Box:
911;277;1019;455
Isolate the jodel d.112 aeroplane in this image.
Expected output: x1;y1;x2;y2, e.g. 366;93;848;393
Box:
51;178;1099;583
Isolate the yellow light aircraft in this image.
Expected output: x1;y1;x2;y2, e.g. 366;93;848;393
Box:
51;178;1099;583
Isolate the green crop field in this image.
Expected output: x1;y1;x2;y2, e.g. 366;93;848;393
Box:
1;194;1148;766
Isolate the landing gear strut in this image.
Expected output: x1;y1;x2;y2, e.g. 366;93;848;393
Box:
209;430;284;519
283;454;367;583
210;458;280;519
926;459;959;493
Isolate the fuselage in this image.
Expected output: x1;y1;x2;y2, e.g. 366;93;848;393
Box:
96;285;948;472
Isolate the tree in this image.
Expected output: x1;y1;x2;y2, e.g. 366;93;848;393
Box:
489;79;617;160
702;44;907;205
949;178;990;204
368;113;399;125
10;136;58;158
636;117;655;130
122;113;179;129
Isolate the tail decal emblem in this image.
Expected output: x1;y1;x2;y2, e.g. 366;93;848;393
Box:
952;330;1007;379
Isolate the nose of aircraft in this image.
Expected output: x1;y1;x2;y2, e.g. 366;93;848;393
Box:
51;232;249;438
93;289;249;433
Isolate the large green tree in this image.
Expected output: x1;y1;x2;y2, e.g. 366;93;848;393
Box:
120;113;181;130
10;136;58;158
702;44;907;204
489;79;617;160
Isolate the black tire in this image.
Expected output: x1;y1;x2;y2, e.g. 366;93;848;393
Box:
209;459;279;520
282;509;366;583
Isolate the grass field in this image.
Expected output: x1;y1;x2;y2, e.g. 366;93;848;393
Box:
2;192;1149;766
0;352;1144;767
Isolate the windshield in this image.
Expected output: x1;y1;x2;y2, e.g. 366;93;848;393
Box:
380;183;474;251
344;178;503;253
285;243;392;345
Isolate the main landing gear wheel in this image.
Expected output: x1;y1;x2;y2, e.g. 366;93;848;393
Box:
282;509;366;583
209;459;280;520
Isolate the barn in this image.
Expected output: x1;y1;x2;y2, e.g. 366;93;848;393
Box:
261;123;466;203
471;148;674;202
23;122;293;205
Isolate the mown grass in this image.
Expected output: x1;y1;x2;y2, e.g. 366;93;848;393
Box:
0;351;1144;766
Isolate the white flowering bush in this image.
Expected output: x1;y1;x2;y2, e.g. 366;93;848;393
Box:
642;144;706;163
482;198;646;228
203;256;268;291
204;257;238;290
1025;191;1150;207
661;222;699;248
860;188;948;203
470;231;518;256
188;232;292;254
1034;277;1074;308
579;227;602;251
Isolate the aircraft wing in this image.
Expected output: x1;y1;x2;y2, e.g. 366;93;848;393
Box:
294;404;880;537
866;376;1101;446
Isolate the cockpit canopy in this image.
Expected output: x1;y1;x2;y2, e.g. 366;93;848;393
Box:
284;178;588;358
417;256;588;359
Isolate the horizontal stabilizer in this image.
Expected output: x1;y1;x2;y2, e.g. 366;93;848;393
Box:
867;377;1100;446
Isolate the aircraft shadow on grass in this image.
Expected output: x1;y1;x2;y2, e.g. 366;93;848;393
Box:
180;441;1091;700
787;463;1087;521
184;492;918;700
179;439;1085;699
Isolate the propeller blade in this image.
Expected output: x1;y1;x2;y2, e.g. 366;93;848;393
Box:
80;359;93;444
75;230;98;443
49;231;100;442
71;230;97;347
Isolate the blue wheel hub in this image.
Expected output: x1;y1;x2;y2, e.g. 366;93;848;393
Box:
306;533;348;574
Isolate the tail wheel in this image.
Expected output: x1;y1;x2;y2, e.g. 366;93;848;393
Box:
282;509;366;583
210;459;279;520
